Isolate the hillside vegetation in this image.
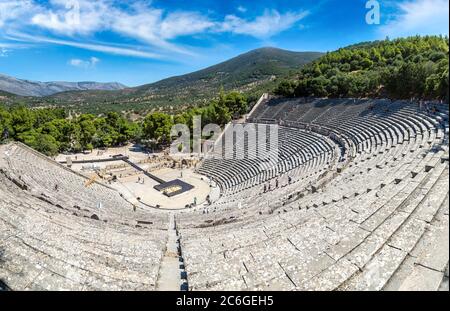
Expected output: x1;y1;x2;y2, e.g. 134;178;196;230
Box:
275;36;449;101
0;90;245;156
27;48;322;114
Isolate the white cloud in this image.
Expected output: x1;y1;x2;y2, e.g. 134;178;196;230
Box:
0;47;8;57
28;2;307;43
380;0;449;38
31;0;107;35
0;42;27;48
26;1;210;54
69;56;99;68
0;41;31;56
160;12;215;40
1;1;310;58
0;0;38;28
109;8;206;55
7;32;163;59
237;6;247;13
220;9;309;39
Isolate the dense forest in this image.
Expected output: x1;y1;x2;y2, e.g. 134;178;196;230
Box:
0;91;247;156
275;36;449;101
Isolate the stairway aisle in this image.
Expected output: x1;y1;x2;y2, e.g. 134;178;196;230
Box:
156;214;183;291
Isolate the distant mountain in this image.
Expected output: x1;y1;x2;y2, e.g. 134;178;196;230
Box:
0;74;127;96
135;47;323;95
0;89;15;97
47;47;323;111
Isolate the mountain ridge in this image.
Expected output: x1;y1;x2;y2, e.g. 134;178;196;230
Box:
0;73;127;97
135;47;322;93
44;47;323;112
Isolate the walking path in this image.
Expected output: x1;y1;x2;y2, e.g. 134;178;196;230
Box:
156;214;185;291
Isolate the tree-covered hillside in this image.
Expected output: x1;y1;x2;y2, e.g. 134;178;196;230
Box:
275;36;449;101
0;90;246;156
30;48;321;114
135;47;322;93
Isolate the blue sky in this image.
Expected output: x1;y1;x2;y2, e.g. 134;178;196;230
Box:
0;0;448;86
